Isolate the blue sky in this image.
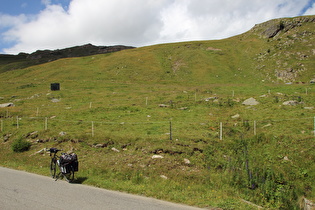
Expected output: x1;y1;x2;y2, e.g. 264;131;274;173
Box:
1;0;71;15
0;0;315;54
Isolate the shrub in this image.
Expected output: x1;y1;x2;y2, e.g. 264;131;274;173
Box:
11;138;31;153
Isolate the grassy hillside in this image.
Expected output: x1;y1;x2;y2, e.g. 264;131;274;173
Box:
0;15;315;209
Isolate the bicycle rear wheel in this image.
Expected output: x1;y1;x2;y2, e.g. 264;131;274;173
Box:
64;166;74;183
50;158;56;178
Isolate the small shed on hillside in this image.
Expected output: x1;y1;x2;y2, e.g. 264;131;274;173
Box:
51;83;60;91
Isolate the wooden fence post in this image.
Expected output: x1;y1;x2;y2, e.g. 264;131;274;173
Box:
16;116;19;129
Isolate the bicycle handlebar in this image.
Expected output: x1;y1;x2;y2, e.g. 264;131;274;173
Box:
48;148;62;153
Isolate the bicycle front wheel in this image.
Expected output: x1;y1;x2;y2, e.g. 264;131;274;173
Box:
64;166;74;183
50;158;56;178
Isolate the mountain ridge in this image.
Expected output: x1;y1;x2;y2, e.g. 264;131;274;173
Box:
0;44;135;73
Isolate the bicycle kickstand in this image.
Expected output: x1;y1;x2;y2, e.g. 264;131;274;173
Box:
55;172;62;181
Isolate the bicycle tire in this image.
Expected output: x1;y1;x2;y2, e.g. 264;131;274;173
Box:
64;166;74;183
50;158;56;178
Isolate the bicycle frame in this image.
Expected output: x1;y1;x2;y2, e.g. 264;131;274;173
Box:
48;148;75;183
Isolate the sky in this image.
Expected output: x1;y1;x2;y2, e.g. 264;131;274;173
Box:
0;0;315;54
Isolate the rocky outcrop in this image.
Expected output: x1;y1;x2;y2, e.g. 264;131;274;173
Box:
251;16;315;38
261;21;284;38
251;15;315;83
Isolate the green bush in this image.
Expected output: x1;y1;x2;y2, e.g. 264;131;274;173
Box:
11;138;31;153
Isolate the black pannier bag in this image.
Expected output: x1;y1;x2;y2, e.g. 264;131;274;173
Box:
72;160;79;172
59;153;79;173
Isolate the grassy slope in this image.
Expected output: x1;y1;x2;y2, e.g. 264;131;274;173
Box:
0;16;315;209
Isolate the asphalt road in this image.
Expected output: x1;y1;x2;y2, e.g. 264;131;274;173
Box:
0;167;204;210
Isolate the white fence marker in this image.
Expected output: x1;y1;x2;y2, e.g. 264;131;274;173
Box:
220;122;223;140
92;121;94;137
45;117;48;130
169;121;172;140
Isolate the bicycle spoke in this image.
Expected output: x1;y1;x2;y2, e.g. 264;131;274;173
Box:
64;166;74;183
50;159;56;178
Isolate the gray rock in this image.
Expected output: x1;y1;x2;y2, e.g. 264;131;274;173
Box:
231;114;240;119
283;100;300;106
304;107;314;110
152;155;164;159
262;22;284;38
0;103;14;108
94;144;105;148
59;131;67;136
3;133;11;142
160;175;168;179
158;104;169;108
303;198;315;210
51;98;60;103
111;147;120;152
183;158;191;165
242;98;259;106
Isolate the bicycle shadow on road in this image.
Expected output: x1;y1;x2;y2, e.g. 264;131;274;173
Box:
72;176;88;184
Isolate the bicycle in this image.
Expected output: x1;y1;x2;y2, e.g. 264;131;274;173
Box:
48;148;77;183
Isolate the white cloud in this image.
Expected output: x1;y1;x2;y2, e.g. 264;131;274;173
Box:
0;14;27;28
41;0;52;6
303;2;315;15
159;0;311;42
1;0;314;54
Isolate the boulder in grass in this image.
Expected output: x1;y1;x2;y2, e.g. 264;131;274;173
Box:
0;103;14;108
231;114;240;119
160;175;168;179
242;98;259;106
304;107;314;110
184;158;191;165
152;155;164;159
283;100;300;106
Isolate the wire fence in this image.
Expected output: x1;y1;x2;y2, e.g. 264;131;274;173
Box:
1;86;314;140
1;111;314;141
